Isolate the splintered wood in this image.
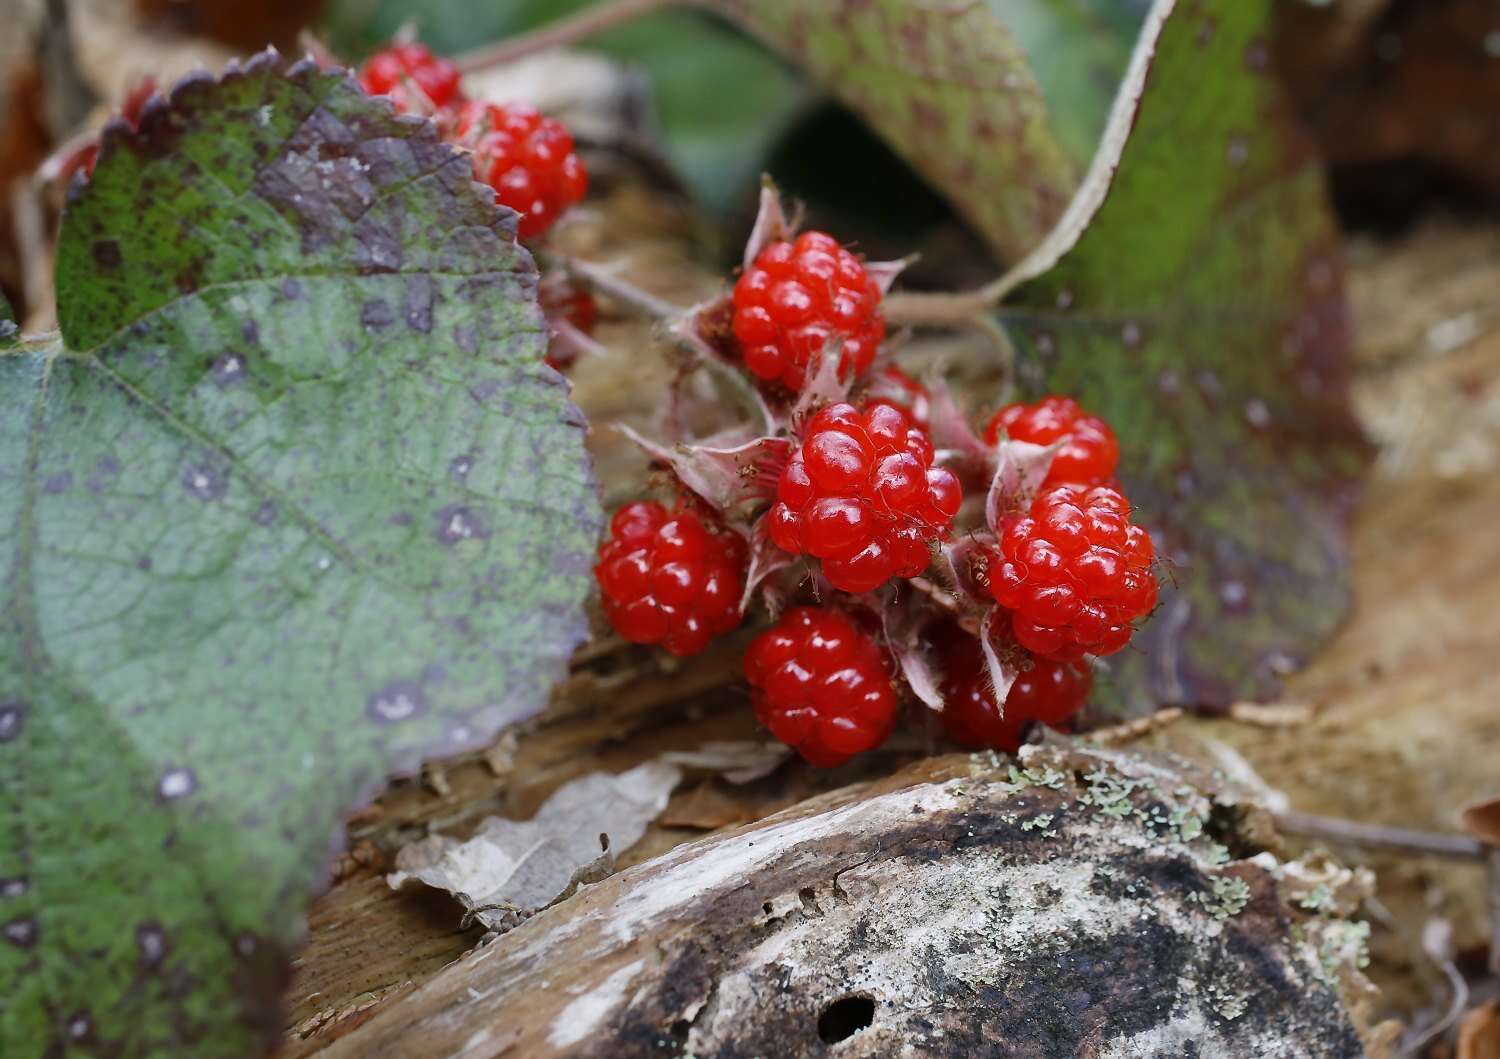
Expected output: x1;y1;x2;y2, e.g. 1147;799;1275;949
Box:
315;746;1379;1058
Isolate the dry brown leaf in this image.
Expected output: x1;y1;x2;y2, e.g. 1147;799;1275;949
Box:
658;782;759;831
1459;1002;1500;1059
1460;796;1500;845
387;761;682;933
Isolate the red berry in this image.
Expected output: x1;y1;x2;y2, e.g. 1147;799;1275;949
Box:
596;501;747;656
769;402;961;593
936;635;1090;751
745;606;897;767
453;101;587;240
731;230;886;391
866;366;930;427
358;42;463;114
985;395;1120;487
987;484;1158;661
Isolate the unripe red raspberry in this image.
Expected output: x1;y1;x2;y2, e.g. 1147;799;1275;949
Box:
596;501;747;657
745;606;897;767
731;231;886;391
358;43;463;114
454;101;587;240
768;402;961;593
936;635;1090;751
985;395;1119;487
988;484;1158;661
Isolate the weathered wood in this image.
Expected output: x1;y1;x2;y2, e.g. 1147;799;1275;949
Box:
316;746;1376;1059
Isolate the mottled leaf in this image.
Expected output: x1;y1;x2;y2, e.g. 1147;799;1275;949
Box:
1000;0;1368;713
998;0;1151;168
0;54;599;1057
709;0;1078;262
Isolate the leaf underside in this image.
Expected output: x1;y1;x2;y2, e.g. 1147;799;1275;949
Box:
1002;0;1369;715
711;0;1079;263
1;54;599;1057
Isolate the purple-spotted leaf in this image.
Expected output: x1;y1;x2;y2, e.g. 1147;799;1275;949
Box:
709;0;1077;261
1000;0;1369;714
0;54;598;1057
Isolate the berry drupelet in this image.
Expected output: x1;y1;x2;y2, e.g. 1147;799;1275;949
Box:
768;402;961;593
453;101;587;240
358;43;463;115
985;395;1120;487
596;501;747;657
744;606;898;767
936;635;1091;752
988;484;1158;662
731;231;886;391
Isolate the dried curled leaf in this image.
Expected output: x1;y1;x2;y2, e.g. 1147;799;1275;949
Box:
387;762;682;933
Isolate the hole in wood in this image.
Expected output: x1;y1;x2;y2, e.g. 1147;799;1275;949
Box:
817;995;875;1044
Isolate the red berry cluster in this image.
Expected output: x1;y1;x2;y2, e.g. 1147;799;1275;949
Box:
937;635;1091;752
745;607;897;767
769;401;961;593
591;209;1159;767
453;102;588;240
595;501;747;657
357;43;462;114
357;43;586;240
986;395;1119;487
988;483;1157;661
731;231;886;391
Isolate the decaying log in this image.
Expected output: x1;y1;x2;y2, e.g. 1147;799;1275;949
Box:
317;744;1378;1058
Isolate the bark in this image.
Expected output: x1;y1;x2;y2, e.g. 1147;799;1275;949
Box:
316;744;1376;1059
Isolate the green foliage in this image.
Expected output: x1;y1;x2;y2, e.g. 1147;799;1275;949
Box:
0;56;598;1056
1002;0;1368;713
997;0;1150;167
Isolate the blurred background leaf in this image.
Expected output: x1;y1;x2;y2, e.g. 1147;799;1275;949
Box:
996;0;1151;170
1000;0;1370;716
326;0;810;218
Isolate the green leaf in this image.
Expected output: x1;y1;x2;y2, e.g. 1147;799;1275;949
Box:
711;0;1078;262
0;293;15;349
1001;0;1369;713
324;1;811;216
1;53;599;1057
996;0;1150;169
